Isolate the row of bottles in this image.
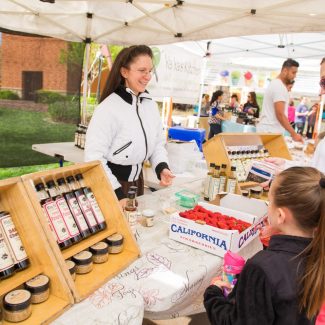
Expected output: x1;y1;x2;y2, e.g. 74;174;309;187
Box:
203;163;237;201
226;145;270;182
74;124;88;149
0;211;30;280
34;173;106;250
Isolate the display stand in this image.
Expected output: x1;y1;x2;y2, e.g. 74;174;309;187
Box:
0;177;73;324
202;133;292;193
21;161;140;302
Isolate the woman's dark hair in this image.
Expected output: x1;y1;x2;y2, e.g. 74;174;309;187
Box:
272;167;325;319
231;94;238;100
100;45;153;103
210;90;223;105
289;99;295;106
247;91;259;118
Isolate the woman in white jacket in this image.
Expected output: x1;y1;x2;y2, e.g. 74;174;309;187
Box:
85;45;174;205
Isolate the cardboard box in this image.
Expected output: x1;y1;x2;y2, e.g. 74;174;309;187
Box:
169;194;268;257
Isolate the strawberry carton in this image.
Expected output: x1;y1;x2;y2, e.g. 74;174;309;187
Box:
169;194;268;257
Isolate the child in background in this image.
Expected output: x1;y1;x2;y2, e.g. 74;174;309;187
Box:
204;167;325;324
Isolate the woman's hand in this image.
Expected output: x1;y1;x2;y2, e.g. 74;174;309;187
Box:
210;276;231;289
159;168;175;186
119;198;128;210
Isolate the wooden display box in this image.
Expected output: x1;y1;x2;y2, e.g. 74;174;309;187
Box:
22;161;140;302
202;133;292;193
0;177;73;325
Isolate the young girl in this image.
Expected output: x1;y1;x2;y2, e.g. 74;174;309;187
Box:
204;167;325;324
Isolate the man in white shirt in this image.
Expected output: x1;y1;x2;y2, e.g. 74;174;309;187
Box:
257;59;303;142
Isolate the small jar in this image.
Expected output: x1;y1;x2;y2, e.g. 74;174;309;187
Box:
241;190;249;197
89;242;109;264
3;289;32;323
24;274;50;304
250;186;263;199
106;233;124;254
72;251;93;274
65;260;76;280
142;209;154;227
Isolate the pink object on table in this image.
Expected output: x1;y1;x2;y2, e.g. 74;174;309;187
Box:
316;303;325;325
223;251;246;274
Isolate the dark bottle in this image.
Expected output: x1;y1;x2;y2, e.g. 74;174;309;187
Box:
46;180;82;244
0;223;16;279
66;176;99;234
56;178;91;239
0;211;30;271
129;185;139;207
75;174;107;231
35;183;73;250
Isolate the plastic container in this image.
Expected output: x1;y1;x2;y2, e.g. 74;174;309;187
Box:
175;190;200;208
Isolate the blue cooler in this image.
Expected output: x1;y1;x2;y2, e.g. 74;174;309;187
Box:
168;126;206;151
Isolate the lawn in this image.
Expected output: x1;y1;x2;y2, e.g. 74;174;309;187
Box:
0;106;75;169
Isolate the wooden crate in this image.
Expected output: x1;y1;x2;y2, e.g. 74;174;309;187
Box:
22;161;141;302
0;177;73;325
202;133;292;193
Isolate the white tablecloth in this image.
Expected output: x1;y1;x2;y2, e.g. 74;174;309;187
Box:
53;179;262;324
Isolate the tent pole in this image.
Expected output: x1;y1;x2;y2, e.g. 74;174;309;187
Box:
197;56;208;123
82;42;91;125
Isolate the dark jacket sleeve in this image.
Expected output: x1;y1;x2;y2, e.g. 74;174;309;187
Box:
204;263;275;325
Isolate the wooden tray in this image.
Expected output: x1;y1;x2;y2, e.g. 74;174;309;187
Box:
22;161;140;302
203;133;292;194
0;177;73;324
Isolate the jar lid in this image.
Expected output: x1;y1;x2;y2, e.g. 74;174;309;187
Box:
142;209;155;218
241;190;249;197
106;233;124;246
250;186;263;194
25;274;50;294
72;251;93;265
89;242;108;255
3;289;32;311
65;260;76;274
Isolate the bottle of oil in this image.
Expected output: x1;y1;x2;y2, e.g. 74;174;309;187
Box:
226;166;237;194
0;211;30;271
46;180;82;244
204;163;215;201
66;176;99;234
0;227;16;279
35;182;72;249
75;173;107;231
56;177;91;239
124;191;137;238
209;165;221;201
218;164;228;193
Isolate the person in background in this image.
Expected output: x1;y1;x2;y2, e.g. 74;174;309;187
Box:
287;99;296;129
201;93;211;116
85;45;174;207
257;59;302;142
208;90;226;139
295;97;309;135
306;103;319;139
204;167;325;324
320;57;325;95
229;94;239;112
243;91;260;118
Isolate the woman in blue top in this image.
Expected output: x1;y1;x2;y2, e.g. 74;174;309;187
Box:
208;90;226;139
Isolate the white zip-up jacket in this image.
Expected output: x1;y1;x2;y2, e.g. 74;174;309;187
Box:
84;86;169;199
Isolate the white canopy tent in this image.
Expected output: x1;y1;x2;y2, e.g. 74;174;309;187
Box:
0;0;324;124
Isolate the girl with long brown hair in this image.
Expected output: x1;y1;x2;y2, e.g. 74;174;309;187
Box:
204;166;325;324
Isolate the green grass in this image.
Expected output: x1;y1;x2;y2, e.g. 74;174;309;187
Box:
0;107;75;168
0;162;73;180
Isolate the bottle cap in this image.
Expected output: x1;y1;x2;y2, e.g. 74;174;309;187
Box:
46;180;55;188
127;191;136;199
35;182;45;191
221;164;227;168
56;177;66;185
66;176;75;183
75;173;83;181
231;166;236;171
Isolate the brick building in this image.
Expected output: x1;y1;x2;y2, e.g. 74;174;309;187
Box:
0;33;81;100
